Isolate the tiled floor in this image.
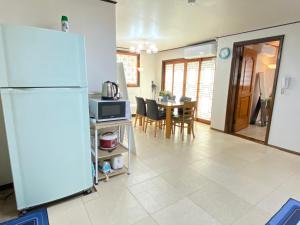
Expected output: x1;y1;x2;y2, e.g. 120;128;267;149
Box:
236;124;267;141
1;122;300;225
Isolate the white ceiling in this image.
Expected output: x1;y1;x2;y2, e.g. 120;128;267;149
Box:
116;0;300;51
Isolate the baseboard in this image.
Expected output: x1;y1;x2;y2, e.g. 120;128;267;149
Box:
268;144;300;156
210;127;225;133
0;182;13;191
234;133;265;144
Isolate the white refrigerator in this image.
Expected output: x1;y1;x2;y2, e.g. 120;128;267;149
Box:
0;24;93;211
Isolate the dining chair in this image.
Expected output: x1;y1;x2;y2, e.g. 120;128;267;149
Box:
134;97;147;129
145;99;166;137
177;96;192;116
172;101;196;140
169;95;176;101
160;95;176;115
180;96;192;102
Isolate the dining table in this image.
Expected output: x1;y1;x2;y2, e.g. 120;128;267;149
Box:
157;101;190;139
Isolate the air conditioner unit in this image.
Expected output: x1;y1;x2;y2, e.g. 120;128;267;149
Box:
184;42;217;59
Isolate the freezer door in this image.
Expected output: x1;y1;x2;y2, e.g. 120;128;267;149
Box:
0;25;87;88
1;88;92;210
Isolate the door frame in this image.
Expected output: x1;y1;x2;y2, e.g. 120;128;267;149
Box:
224;35;284;144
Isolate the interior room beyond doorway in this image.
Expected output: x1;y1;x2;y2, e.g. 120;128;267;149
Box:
236;40;280;142
226;37;283;144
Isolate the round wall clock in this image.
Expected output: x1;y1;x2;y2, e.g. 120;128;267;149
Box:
219;47;231;59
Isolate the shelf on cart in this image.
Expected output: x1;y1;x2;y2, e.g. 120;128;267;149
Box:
98;167;127;180
90;119;132;129
91;144;128;159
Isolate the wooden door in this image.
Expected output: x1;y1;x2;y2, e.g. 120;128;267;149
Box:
234;48;257;132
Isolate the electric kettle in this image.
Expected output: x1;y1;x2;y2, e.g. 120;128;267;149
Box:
101;81;119;100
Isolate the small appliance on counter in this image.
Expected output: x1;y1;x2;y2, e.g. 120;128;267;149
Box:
110;155;124;170
89;99;131;122
101;81;120;100
99;161;112;182
99;131;118;151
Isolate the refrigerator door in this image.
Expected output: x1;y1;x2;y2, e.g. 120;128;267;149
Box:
1;88;92;210
0;24;87;88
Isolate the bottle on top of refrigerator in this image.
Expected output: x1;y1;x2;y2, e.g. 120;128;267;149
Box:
61;15;69;32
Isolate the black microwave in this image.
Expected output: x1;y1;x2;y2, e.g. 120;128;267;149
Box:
89;99;131;122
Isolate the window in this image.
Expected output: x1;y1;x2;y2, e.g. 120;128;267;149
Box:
164;64;173;92
117;51;140;87
186;61;200;101
162;58;216;123
197;59;216;121
172;63;185;99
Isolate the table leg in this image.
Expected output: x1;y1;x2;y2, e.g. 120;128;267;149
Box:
188;123;192;134
165;107;172;139
127;124;131;175
139;117;143;126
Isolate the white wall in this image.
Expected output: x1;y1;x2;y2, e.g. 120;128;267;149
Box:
127;53;157;113
211;22;300;153
0;0;116;92
0;0;116;185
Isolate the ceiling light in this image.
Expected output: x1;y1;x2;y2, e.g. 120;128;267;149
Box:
137;67;144;72
146;48;152;54
129;46;136;53
129;41;158;54
268;64;277;69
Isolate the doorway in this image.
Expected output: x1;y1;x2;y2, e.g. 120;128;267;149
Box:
225;36;284;144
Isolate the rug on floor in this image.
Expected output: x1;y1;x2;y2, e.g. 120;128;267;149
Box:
266;198;300;225
0;208;49;225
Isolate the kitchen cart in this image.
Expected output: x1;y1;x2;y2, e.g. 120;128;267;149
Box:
90;119;132;184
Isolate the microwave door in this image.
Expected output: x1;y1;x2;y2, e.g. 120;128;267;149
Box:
98;102;126;120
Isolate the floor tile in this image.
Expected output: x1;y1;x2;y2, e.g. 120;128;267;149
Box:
132;216;158;225
189;158;275;205
160;167;212;196
256;187;300;215
188;181;253;225
129;177;183;214
48;197;92;225
152;198;221;225
1;122;299;225
84;187;148;225
0;190;18;223
232;207;271;225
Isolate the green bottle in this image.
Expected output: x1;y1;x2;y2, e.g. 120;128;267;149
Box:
61;15;69;32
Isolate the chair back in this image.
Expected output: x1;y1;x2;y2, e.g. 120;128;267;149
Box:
146;99;159;120
169;96;176;101
180;96;192;102
178;97;192;115
182;101;197;120
136;97;146;116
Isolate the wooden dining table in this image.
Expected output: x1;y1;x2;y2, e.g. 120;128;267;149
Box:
157;101;186;139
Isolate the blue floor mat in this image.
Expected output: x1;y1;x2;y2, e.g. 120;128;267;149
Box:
0;208;49;225
266;198;300;225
